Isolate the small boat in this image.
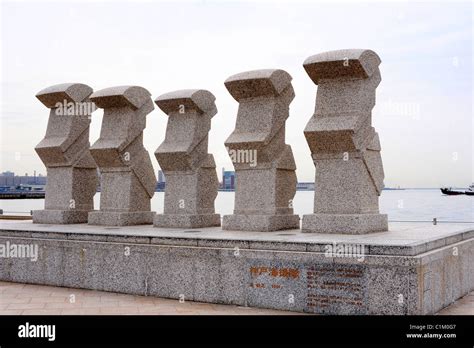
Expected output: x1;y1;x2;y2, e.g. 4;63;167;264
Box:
465;183;474;196
440;187;465;195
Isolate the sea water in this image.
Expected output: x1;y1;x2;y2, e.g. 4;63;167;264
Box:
1;189;473;222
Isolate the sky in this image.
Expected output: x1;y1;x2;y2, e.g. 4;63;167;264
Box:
0;0;472;188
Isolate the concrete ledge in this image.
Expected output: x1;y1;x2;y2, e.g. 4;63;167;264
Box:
0;221;472;314
222;214;300;232
88;211;155;226
302;213;388;234
32;210;90;224
154;214;221;228
0;221;471;256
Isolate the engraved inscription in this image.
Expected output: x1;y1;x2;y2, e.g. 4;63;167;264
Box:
249;266;300;289
247;261;305;311
306;264;367;314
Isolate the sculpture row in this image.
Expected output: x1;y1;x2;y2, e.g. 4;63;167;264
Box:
32;49;388;234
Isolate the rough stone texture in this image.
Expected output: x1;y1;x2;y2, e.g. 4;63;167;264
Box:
302;213;388;235
32;83;98;224
88;86;156;226
153;90;220;228
222;69;299;232
0;221;472;315
301;49;387;234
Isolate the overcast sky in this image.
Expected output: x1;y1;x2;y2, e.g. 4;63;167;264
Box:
0;0;472;187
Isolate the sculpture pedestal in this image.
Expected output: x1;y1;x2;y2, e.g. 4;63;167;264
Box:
222;214;300;232
302;213;388;234
88;211;155;226
1;220;472;315
154;214;221;229
32;210;91;224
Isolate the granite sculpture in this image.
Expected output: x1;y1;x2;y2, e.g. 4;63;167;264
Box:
301;49;388;234
33;83;98;224
153;89;220;228
87;86;156;226
222;69;300;232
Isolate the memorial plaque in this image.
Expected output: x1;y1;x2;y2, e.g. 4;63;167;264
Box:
305;264;368;314
246;260;305;312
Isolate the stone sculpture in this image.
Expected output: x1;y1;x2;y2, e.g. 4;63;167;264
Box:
33;83;98;224
222;69;300;232
301;49;388;234
153;89;220;228
88;86;156;226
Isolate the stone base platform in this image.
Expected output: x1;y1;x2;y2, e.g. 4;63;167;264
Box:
0;220;472;315
302;213;388;234
88;211;155;226
222;214;300;232
32;210;91;224
154;214;221;229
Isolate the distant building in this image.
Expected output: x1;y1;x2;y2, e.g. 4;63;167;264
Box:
0;171;46;186
222;169;235;190
219;168;314;191
156;169;166;191
158;170;166;184
296;182;315;191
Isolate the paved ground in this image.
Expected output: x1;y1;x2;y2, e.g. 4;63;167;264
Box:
437;291;474;315
0;281;472;315
0;281;297;315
